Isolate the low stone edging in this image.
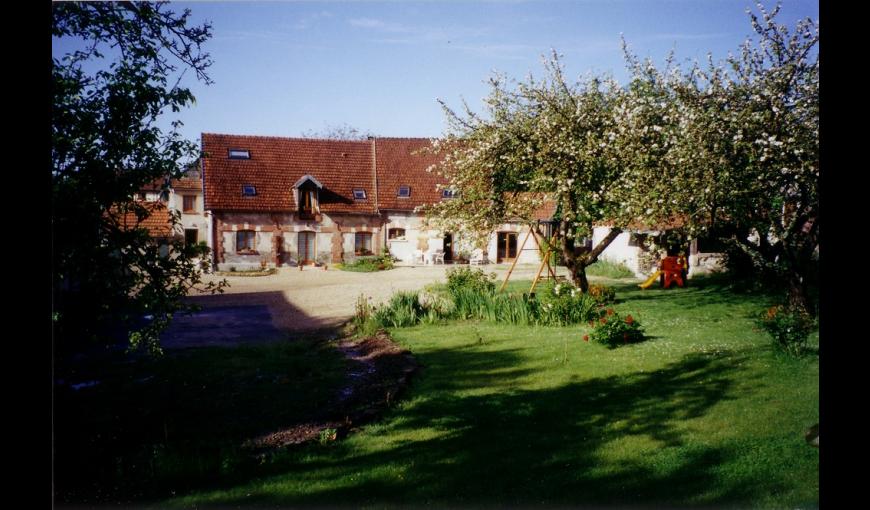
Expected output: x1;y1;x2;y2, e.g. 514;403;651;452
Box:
244;330;419;451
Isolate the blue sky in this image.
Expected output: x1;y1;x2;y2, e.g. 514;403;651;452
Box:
53;0;819;144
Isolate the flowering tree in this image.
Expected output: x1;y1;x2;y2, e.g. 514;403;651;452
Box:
426;2;818;310
424;55;664;291
635;2;819;313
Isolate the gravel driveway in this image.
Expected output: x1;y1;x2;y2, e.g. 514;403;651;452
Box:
163;264;571;347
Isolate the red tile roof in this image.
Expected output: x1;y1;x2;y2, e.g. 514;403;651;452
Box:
201;133;376;214
110;201;175;238
532;199;558;221
171;177;202;192
374;138;447;211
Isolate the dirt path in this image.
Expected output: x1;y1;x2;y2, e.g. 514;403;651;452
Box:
181;264;573;336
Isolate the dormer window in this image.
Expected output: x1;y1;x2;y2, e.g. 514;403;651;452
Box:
442;189;457;199
229;149;250;159
294;175;323;220
353;189;367;200
397;185;411;198
242;185;256;196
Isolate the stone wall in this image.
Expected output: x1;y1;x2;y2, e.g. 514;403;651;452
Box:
211;211;383;269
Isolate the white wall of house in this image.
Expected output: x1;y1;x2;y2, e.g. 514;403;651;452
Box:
592;227;644;276
382;211;441;264
484;224;545;265
169;190;208;243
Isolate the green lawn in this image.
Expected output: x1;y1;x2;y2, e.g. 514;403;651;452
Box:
160;276;819;509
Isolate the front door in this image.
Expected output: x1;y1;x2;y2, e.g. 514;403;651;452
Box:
298;231;315;265
443;233;453;262
497;232;518;263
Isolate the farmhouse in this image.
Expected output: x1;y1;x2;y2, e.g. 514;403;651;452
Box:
199;133;559;270
159;132;724;276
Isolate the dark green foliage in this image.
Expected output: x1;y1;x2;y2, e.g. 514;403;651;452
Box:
588;309;645;348
53;340;346;503
52;2;225;354
339;254;395;272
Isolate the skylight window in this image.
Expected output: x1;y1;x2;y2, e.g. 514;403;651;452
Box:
242;185;256;196
442;189;456;199
353;189;367;200
397;185;411;198
228;149;251;159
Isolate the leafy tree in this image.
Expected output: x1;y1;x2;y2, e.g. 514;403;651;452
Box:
426;2;818;309
627;2;818;313
424;56;651;291
52;2;226;355
301;123;375;140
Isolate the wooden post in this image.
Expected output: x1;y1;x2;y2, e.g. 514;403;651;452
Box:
529;254;549;294
499;228;532;292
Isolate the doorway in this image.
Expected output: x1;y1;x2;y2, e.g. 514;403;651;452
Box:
298;231;315;265
497;232;518;263
443;233;453;262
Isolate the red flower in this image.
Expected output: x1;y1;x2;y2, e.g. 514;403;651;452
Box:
606;308;615;316
600;317;608;325
625;315;634;325
583;335;589;342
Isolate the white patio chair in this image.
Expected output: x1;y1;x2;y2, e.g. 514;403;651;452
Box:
469;249;485;265
433;250;445;264
412;249;425;265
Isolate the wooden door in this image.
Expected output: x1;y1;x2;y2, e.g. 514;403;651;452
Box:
298;232;315;264
497;232;518;263
443;233;453;262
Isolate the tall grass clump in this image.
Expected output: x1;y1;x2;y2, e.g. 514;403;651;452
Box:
585;259;635;279
376;291;427;328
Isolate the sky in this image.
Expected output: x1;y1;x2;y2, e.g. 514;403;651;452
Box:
53;0;819;144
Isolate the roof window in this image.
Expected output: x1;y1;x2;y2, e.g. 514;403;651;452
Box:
353;189;367;200
397;185;411;198
442;189;456;199
228;149;251;159
242;185;257;196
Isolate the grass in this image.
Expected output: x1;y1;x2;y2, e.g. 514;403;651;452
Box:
53;337;346;504
585;259;636;279
55;275;819;508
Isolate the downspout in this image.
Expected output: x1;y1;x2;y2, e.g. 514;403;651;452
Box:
200;137;216;266
370;136;385;253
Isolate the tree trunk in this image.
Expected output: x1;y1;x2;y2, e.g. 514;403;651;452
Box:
786;271;812;316
560;223;622;292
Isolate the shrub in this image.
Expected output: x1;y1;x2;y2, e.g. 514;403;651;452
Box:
446;266;496;297
539;282;603;326
341;254;394;272
586;283;616;304
756;305;815;355
587;309;644;348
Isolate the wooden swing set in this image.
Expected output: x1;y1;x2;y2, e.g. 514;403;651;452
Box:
498;221;565;294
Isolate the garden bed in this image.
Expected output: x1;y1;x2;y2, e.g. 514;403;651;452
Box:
215;267;277;277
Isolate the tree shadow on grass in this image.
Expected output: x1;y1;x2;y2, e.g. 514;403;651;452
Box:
193;347;770;509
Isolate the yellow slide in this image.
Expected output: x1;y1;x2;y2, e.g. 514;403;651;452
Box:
638;270;662;289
